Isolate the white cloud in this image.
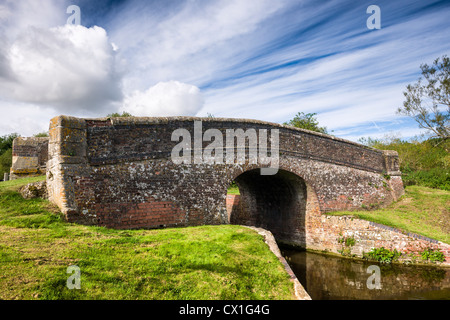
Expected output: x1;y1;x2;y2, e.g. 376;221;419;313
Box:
121;80;204;116
0;24;123;113
0;98;56;136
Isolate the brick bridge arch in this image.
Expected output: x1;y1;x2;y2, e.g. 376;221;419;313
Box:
47;115;404;249
228;167;312;247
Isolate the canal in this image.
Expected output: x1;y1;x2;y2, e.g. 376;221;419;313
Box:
281;248;450;300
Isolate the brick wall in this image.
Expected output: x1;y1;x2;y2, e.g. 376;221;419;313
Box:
10;137;49;179
47;116;405;234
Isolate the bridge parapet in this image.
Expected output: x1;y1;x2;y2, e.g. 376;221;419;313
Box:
46;115;404;228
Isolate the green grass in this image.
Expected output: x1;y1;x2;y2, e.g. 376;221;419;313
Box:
227;185;240;195
327;185;450;244
227;181;240;195
0;176;295;300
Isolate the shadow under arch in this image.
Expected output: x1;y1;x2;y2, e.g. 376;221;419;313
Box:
228;168;311;248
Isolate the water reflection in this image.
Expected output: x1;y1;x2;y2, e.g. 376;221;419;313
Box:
282;248;450;300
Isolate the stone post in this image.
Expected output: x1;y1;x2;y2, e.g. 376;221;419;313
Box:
47;115;88;220
3;173;8;181
382;150;405;201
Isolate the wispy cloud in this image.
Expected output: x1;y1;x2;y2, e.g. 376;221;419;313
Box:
0;0;449;141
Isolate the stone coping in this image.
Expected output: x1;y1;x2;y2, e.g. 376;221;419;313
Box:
243;226;311;300
51;115;386;155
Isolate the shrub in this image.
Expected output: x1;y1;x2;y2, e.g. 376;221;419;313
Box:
358;136;449;191
420;248;446;263
363;247;401;264
401;168;449;191
0;148;12;178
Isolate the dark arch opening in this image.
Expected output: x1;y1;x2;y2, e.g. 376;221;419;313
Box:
228;168;307;248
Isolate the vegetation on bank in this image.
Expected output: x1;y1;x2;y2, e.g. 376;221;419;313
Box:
359;246;445;264
0;133;18;179
0;176;295;300
328;185;450;244
358;137;449;191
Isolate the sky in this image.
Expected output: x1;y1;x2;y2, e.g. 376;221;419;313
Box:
0;0;449;142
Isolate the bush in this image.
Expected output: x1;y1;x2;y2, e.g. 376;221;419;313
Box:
0;133;18;155
359;136;449;191
363;247;402;264
402;167;450;191
0;148;12;178
420;248;446;263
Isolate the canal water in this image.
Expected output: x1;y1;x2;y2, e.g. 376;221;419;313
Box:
281;248;450;300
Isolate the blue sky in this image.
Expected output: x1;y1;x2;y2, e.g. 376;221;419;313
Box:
0;0;449;142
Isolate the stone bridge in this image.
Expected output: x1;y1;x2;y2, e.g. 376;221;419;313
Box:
45;115;419;254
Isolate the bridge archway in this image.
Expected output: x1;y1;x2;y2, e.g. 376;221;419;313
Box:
228;168;312;248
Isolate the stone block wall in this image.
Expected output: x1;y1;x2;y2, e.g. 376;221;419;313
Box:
304;186;450;265
10;137;49;179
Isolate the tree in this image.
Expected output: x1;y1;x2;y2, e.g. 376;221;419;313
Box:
0;133;18;178
0;148;12;177
34;132;49;137
0;133;19;156
398;55;449;141
107;111;133;117
283;112;328;134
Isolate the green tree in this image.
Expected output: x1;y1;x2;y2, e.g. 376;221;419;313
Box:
283;112;328;134
398;55;449;141
34;132;49;137
0;148;12;177
0;133;19;155
357;135;449;190
107;111;133;117
0;133;19;178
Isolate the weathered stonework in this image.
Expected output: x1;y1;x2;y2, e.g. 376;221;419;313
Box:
46;115;403;226
10;137;49;180
18;180;48;199
45;115;450;265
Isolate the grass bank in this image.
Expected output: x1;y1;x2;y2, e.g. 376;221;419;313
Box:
327;185;450;244
0;176;295;300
